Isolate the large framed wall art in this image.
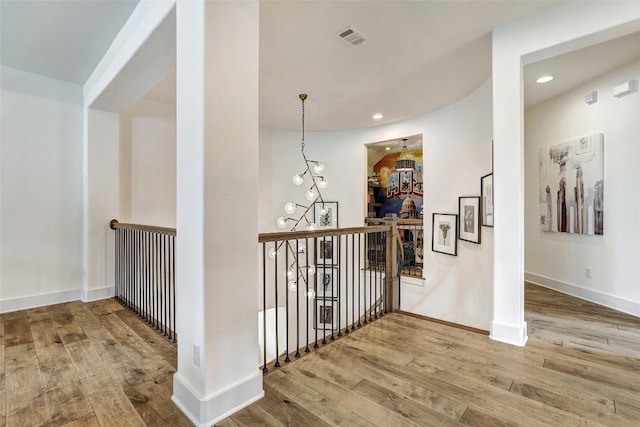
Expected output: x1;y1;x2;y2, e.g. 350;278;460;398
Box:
539;133;604;235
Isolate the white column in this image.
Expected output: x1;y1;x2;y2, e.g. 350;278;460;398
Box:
173;1;262;425
490;34;527;346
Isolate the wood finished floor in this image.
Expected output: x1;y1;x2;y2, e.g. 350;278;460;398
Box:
2;284;640;426
0;298;191;427
219;283;640;426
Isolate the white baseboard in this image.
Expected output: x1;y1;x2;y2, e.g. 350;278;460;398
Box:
400;275;425;287
490;320;528;346
0;288;81;314
0;285;115;314
81;285;115;302
525;272;640;318
172;370;264;426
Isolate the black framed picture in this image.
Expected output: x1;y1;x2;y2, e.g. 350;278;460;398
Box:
316;266;337;298
314;201;338;229
315;298;338;330
459;196;481;244
432;213;457;256
317;236;337;265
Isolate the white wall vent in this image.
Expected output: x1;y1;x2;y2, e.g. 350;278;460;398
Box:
336;26;367;47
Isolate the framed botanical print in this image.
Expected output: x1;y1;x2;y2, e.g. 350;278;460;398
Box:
317;236;337;265
315;298;338;330
314;201;338;229
432;213;457;256
459;196;481;244
316;266;337;298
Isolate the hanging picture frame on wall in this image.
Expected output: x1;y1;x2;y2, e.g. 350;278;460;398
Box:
314;298;338;331
317;235;338;265
316;266;337;298
459;196;481;244
432;213;458;256
313;201;338;229
481;173;494;227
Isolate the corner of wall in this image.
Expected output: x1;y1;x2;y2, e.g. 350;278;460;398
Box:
172;371;264;426
490;320;528;347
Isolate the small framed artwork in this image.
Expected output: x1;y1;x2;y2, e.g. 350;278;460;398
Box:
459;196;481;244
315;298;338;330
316;266;337;298
317;236;337;265
314;201;338;229
481;173;493;227
432;213;458;256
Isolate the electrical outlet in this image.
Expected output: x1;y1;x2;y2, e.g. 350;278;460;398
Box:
585;267;591;278
193;344;200;366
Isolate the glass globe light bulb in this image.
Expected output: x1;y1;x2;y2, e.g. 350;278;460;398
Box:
292;174;304;186
276;216;288;229
313;162;325;174
268;248;279;259
288;281;297;292
305;188;317;201
307;264;316;275
319;205;329;215
284;202;296;214
317;178;328;189
305;289;316;300
286;268;295;279
306;222;316;231
297;241;306;253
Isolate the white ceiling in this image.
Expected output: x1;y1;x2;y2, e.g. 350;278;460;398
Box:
524;31;640;109
0;0;139;84
259;1;559;131
4;1;638;132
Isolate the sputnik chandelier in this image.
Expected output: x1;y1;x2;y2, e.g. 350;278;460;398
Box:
276;94;329;231
270;93;330;297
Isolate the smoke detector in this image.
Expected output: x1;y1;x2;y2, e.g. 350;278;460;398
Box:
336;26;367;47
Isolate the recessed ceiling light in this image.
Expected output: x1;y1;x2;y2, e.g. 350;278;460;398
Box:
536;75;554;84
385;147;391;151
372;113;383;120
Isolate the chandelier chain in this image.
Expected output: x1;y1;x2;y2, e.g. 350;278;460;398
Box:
301;96;305;152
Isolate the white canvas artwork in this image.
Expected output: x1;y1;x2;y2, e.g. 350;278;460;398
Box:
539;133;604;235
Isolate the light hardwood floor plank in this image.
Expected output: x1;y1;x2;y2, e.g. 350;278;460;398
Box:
3;284;640;427
223;284;640;426
5;343;51;427
0;298;187;427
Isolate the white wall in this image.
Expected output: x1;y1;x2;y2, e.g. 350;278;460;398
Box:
85;109;120;300
258;127;274;232
525;58;640;315
262;80;493;331
0;66;83;312
120;97;176;227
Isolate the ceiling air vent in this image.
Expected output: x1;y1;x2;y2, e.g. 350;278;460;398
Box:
336;26;367;47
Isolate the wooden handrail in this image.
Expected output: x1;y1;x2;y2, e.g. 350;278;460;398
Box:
109;219;176;236
258;225;391;243
366;217;423;226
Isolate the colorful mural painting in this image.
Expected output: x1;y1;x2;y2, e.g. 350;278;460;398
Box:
372;150;423;218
